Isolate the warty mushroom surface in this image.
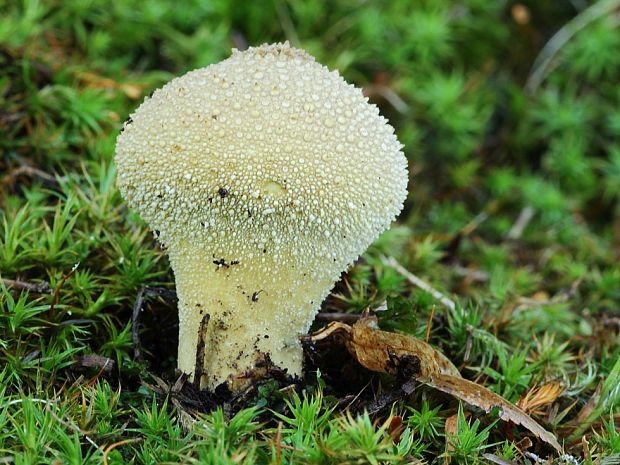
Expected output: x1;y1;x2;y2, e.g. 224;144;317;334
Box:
115;42;409;390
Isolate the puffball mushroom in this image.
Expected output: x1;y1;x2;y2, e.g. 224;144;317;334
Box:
115;42;408;391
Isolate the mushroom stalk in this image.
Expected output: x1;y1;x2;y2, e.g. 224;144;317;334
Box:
172;245;333;389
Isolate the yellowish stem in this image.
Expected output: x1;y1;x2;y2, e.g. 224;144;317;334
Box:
169;244;333;390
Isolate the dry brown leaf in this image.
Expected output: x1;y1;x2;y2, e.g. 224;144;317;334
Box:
443;413;457;464
428;374;562;452
444;412;460;438
346;317;461;379
386;415;405;443
307;316;563;454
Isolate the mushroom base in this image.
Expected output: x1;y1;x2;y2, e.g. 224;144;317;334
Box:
170;245;335;391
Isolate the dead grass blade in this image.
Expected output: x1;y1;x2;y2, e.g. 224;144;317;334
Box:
517;383;563;416
428;375;562;453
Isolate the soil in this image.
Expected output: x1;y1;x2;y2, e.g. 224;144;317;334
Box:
127;286;410;418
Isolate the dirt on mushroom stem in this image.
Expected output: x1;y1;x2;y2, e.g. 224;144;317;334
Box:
171;244;339;390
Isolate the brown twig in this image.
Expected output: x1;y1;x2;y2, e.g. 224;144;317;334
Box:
462;211;489;236
451;265;489;282
525;0;620;94
364;84;410;114
507;207;536;240
1;165;61;189
342;381;372;411
131;287;147;361
381;256;456;311
81;362;117;390
48;263;79;320
425;305;435;343
2;278;52;294
274;421;283;465
76;355;115;373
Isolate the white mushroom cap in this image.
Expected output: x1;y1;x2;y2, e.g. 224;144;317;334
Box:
115;42;408;390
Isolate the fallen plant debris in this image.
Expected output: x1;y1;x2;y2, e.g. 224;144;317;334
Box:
1;277;52;294
308;315;563;453
517;383;563;416
76;354;115;373
381;256;456;311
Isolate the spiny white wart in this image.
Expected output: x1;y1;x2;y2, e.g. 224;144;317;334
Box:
115;42;409;391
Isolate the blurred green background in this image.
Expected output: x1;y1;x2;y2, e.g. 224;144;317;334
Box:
1;0;619;463
3;0;620;240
